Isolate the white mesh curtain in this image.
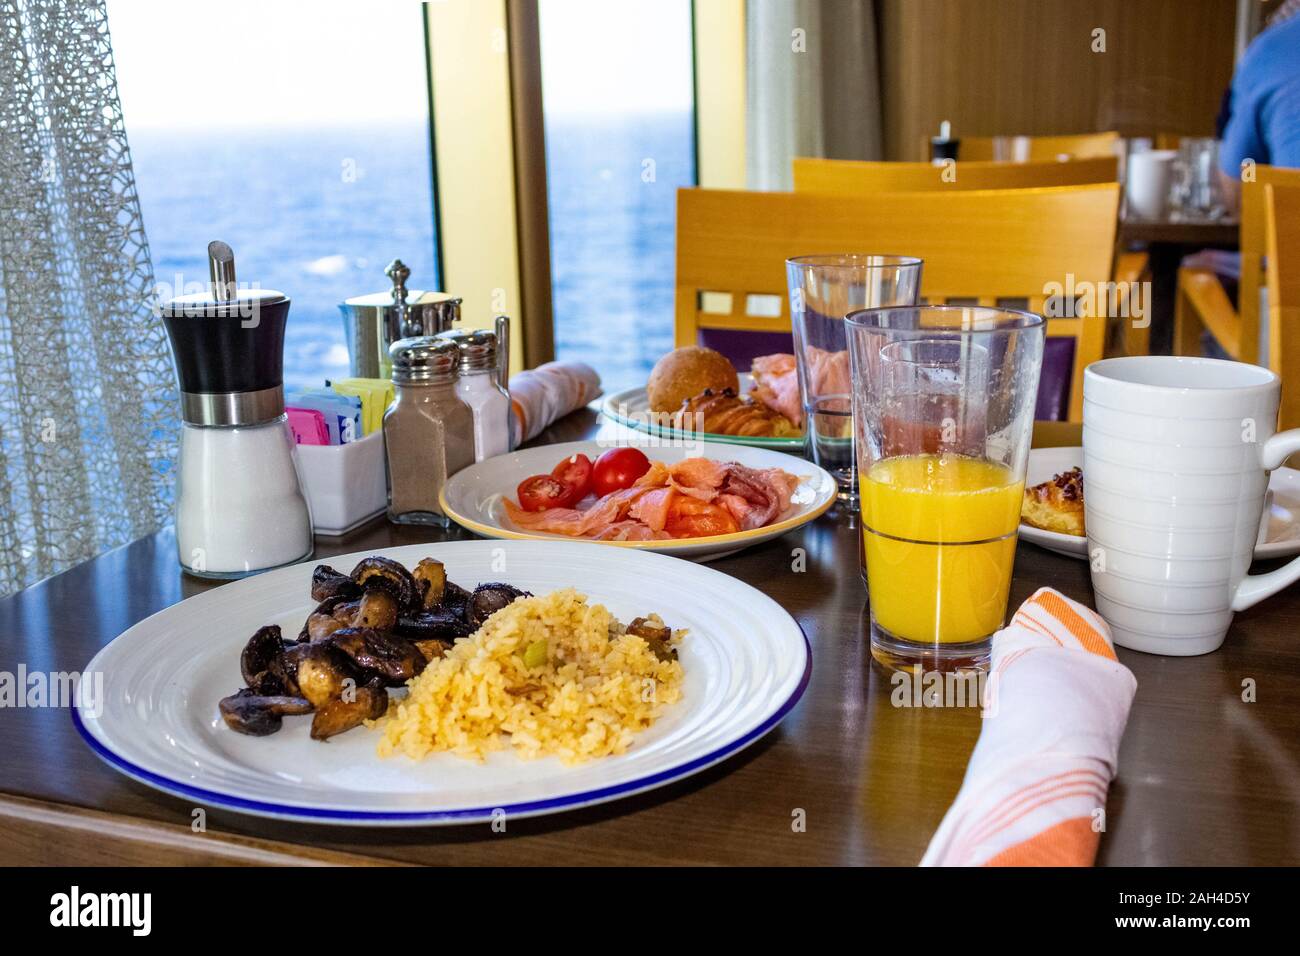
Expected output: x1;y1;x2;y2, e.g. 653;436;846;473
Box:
0;0;175;596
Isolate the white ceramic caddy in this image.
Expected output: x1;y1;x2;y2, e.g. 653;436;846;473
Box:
74;540;811;825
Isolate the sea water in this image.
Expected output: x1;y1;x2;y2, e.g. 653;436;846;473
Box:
131;114;693;395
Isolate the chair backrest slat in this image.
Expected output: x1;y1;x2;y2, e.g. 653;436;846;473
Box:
1265;181;1300;430
1238;166;1300;365
675;183;1121;421
794;155;1117;192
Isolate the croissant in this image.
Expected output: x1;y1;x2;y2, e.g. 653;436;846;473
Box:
671;388;801;438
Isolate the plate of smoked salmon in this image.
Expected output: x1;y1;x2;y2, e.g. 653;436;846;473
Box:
440;440;837;560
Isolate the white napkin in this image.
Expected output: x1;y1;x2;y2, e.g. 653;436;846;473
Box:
509;361;602;446
920;588;1137;866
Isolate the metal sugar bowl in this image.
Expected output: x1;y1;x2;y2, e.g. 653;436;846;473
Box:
339;259;461;380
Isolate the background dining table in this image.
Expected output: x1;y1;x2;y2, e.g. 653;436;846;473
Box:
1119;211;1240;356
0;411;1297;866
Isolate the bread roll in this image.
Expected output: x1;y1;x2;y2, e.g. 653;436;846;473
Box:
647;346;739;413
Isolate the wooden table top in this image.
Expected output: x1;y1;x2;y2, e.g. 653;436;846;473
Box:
1120;215;1239;248
1;412;1297;866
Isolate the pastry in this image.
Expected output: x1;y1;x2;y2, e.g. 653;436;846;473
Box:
647;346;739;413
1021;467;1085;536
673;388;801;438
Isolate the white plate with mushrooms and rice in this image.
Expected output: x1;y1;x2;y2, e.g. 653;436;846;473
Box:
73;540;810;826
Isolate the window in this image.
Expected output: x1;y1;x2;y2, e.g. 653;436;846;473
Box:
538;0;696;391
106;0;437;389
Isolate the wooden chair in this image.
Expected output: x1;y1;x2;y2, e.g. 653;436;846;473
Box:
790;157;1149;361
1265;182;1300;431
675;183;1122;421
793;155;1118;192
1174;165;1300;364
939;131;1120;162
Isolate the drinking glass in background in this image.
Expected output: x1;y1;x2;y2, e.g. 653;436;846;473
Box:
847;306;1045;673
991;135;1032;162
1171;137;1225;220
785;255;922;503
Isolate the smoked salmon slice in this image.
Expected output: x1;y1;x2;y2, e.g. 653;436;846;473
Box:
503;456;800;540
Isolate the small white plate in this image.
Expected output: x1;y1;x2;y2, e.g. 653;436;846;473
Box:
1018;447;1089;558
1019;446;1300;561
1259;466;1300;559
74;540;811;826
601;372;806;450
441;440;836;561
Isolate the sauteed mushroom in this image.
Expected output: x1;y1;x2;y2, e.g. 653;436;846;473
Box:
295;594;352;643
304;610;346;643
469;583;531;628
331;600;360;622
394;605;475;641
412;638;452;663
311;564;362;602
240;625;290;693
328;627;426;685
221;552;533;742
219;688;313;736
413;557;447;609
310;677;387;740
266;644;307;697
294;643;360;710
353;589;399;631
350;556;419;610
627;616;677;662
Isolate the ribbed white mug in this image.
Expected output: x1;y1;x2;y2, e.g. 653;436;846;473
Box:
1083;356;1300;655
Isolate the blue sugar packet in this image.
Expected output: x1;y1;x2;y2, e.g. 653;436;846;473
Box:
284;389;362;445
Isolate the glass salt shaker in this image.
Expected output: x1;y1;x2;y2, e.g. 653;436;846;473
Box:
383;337;475;526
437;316;512;461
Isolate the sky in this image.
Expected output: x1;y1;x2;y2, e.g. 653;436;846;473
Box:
106;0;431;129
539;0;694;116
105;0;694;129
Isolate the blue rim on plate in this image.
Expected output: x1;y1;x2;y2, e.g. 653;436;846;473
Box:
71;627;812;825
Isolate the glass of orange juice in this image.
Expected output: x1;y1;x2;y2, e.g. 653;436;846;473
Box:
845;306;1045;673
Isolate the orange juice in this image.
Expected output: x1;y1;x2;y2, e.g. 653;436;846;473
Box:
860;455;1023;645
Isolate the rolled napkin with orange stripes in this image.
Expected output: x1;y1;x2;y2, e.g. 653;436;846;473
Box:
920;588;1137;867
509;361;602;446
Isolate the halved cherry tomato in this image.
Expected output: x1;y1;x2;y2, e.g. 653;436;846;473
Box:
664;498;740;538
516;474;581;511
591;447;652;497
551;453;593;501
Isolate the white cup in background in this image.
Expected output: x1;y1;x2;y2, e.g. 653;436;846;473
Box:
1125;149;1177;220
1083;356;1300;656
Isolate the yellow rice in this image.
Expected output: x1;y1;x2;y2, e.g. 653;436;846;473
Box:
374;588;684;763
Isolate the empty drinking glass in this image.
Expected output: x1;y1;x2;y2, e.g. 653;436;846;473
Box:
785;255;922;503
1172;137;1224;220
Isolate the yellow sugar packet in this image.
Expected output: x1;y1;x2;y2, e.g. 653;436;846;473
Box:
331;378;394;436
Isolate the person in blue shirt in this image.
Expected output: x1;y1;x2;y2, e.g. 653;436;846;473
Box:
1219;2;1300;207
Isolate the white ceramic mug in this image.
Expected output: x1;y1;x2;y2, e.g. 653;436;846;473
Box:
1083;356;1300;655
1125;149;1176;220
